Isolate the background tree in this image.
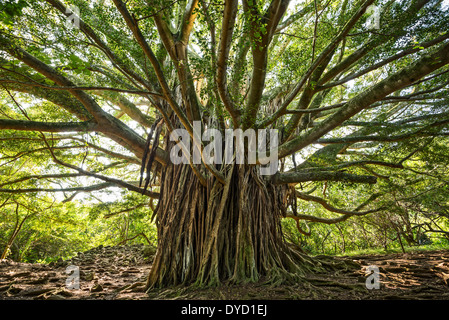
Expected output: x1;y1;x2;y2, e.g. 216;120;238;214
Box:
0;0;448;289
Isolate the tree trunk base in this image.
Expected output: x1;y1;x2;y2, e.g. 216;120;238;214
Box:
146;163;329;289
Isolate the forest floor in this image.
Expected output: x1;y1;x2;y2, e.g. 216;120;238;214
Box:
0;244;448;300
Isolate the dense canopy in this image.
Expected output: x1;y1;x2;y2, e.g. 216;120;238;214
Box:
1;0;448;287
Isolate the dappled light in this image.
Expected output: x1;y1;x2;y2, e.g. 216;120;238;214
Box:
0;0;448;303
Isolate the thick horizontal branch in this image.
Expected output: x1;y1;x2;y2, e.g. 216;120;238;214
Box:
93;91;155;128
283;102;346;115
288;160;404;173
0;33;158;161
0;119;97;133
278;41;449;159
295;191;382;216
0;33;107;121
271;171;377;185
0;173;82;187
0;79;164;98
50;154;160;198
319;32;449;91
0;182;115;194
286;192;383;224
286;208;381;225
317;118;449;144
0;64;92;120
264;0;375;127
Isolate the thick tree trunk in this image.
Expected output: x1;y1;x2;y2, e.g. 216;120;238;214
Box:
146;159;320;289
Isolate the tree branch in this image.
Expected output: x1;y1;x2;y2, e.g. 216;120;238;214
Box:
0;119;97;133
180;0;200;45
286;192;383;224
241;0;290;129
316;118;449;144
277;40;449;159
295;190;382;216
0;79;165;98
45;0;157;93
216;0;241;126
0;173;83;188
271;171;377;185
0;182;115;194
267;0;375;127
113;0;193;136
320;32;449;91
0;32;157;160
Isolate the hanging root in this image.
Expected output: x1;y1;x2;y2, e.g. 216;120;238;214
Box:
146;162;328;290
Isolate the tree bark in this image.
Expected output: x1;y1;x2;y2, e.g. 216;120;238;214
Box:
146;149;320;288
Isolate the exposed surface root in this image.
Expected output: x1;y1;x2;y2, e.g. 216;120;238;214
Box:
1;246;449;300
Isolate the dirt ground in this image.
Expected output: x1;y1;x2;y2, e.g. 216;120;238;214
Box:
0;245;448;300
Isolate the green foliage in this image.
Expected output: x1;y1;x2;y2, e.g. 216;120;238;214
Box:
1;0;448;264
0;0;29;25
0;193;156;262
0;122;155;262
283;134;449;255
